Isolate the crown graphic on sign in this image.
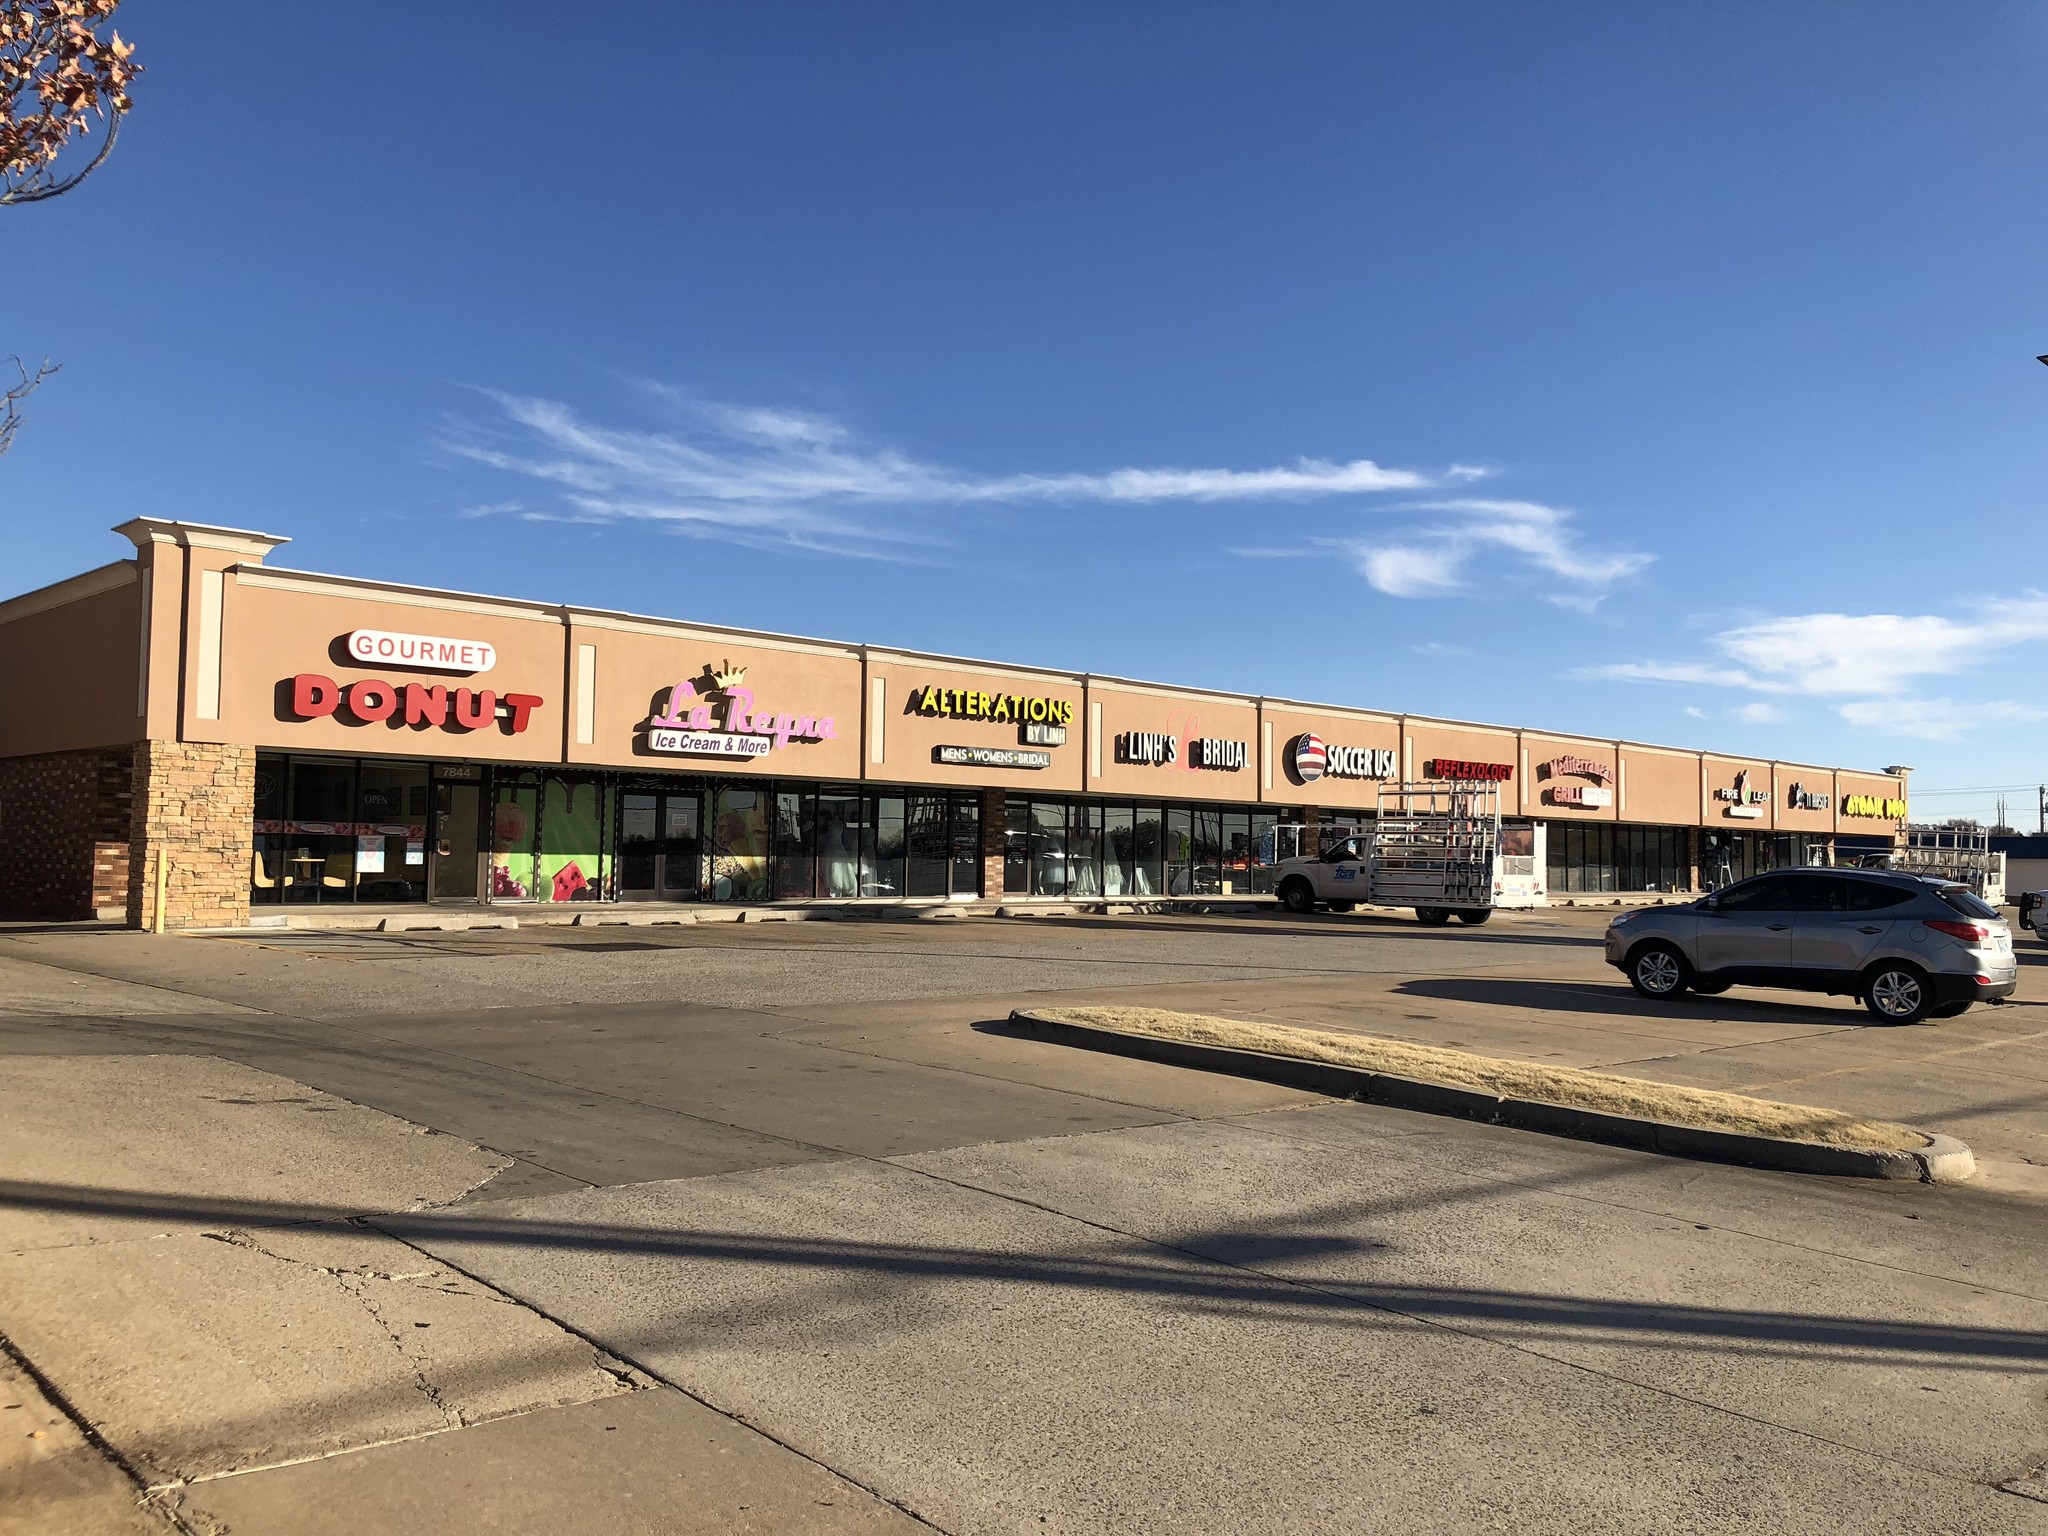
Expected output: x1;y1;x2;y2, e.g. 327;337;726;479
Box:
711;660;748;689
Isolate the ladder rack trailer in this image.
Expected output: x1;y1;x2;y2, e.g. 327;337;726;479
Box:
1368;780;1501;923
1268;782;1511;924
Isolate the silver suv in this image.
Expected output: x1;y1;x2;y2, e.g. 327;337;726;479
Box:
1604;869;2016;1023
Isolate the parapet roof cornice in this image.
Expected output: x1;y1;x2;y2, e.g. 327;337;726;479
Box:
113;518;290;561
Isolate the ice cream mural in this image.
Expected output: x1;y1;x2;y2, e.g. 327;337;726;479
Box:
646;661;836;758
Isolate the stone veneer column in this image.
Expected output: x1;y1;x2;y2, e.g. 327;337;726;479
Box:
127;740;255;930
980;788;1006;901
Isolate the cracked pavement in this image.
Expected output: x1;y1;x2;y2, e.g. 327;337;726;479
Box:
1;909;2046;1532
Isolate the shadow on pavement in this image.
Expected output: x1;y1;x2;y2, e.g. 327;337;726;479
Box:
1394;976;1859;1026
2;1176;2044;1376
993;912;1605;948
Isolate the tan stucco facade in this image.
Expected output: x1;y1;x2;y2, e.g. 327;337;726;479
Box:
0;519;1918;925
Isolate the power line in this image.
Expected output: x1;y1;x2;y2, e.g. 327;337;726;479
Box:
1904;784;2040;796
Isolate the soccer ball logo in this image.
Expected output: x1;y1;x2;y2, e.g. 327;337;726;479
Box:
1291;732;1327;783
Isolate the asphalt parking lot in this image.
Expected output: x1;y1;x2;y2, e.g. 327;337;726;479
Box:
3;907;2046;1533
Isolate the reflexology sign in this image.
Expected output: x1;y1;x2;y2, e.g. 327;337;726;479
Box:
645;661;838;759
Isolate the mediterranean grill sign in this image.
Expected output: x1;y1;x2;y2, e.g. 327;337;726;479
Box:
646;661;837;759
1542;754;1613;809
1289;733;1396;784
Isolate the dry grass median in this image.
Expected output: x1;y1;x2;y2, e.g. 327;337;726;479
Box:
1028;1005;1927;1153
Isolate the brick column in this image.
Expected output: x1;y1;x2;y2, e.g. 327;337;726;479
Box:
128;740;256;930
1686;826;1703;893
980;788;1005;901
0;748;132;919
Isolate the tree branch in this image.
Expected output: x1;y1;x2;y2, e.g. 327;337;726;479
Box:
0;355;59;457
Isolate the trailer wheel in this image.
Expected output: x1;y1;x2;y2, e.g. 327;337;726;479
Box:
1278;878;1316;915
1414;906;1452;926
1454;909;1492;925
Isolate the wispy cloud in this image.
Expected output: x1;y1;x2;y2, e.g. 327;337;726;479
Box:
1836;697;2048;741
444;387;1442;559
1325;498;1652;602
1598;597;2048;697
1594;595;2048;740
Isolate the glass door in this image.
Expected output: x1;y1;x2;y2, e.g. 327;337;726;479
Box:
618;791;703;902
660;795;703;900
429;781;481;901
618;793;659;900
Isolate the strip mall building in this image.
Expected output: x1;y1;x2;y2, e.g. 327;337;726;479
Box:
0;521;1913;928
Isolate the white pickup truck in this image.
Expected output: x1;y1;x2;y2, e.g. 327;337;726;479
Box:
1270;782;1517;925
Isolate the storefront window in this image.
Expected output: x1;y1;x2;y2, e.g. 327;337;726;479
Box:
1029;799;1068;895
354;761;429;902
1250;812;1277;894
540;776;608;902
1132;807;1163;896
864;794;906;897
1547;823;1691;894
773;789;816;899
1065;803;1099;897
1165;807;1193;895
906;793;949;898
1192;809;1222;895
817;791;862;898
949;795;982;896
282;757;358;903
1221;812;1250;896
490;778;539;901
710;786;769;902
1102;806;1135;897
1003;799;1031;895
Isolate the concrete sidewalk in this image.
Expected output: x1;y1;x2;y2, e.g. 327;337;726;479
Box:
3;913;2047;1532
0;1052;931;1534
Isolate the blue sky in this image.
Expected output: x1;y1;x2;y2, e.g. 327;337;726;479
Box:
5;3;2046;824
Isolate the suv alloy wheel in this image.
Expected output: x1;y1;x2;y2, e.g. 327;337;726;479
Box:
1628;941;1689;1000
1862;962;1933;1025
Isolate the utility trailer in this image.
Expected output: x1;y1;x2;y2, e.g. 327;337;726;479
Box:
1270;780;1518;924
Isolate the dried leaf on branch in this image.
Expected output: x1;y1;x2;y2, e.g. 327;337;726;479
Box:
1;0;141;205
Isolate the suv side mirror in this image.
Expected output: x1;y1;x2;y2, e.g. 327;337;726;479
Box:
1700;894;1719;912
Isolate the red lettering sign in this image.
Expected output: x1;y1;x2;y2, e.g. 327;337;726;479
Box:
291;673;340;718
1427;758;1514;781
285;674;540;735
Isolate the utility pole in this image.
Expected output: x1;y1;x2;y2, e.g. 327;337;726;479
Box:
2039;784;2046;836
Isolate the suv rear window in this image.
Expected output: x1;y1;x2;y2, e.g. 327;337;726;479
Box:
1843;879;1916;912
1935;885;2000;920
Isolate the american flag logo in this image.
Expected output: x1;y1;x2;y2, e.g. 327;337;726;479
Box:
1292;733;1328;783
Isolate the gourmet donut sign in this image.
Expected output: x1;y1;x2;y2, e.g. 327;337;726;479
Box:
345;629;496;674
1289;733;1395;783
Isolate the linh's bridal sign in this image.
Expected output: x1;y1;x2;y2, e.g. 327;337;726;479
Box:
646;660;837;759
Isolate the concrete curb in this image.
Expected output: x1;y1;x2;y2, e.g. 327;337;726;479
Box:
1006;1010;1974;1183
378;915;519;933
